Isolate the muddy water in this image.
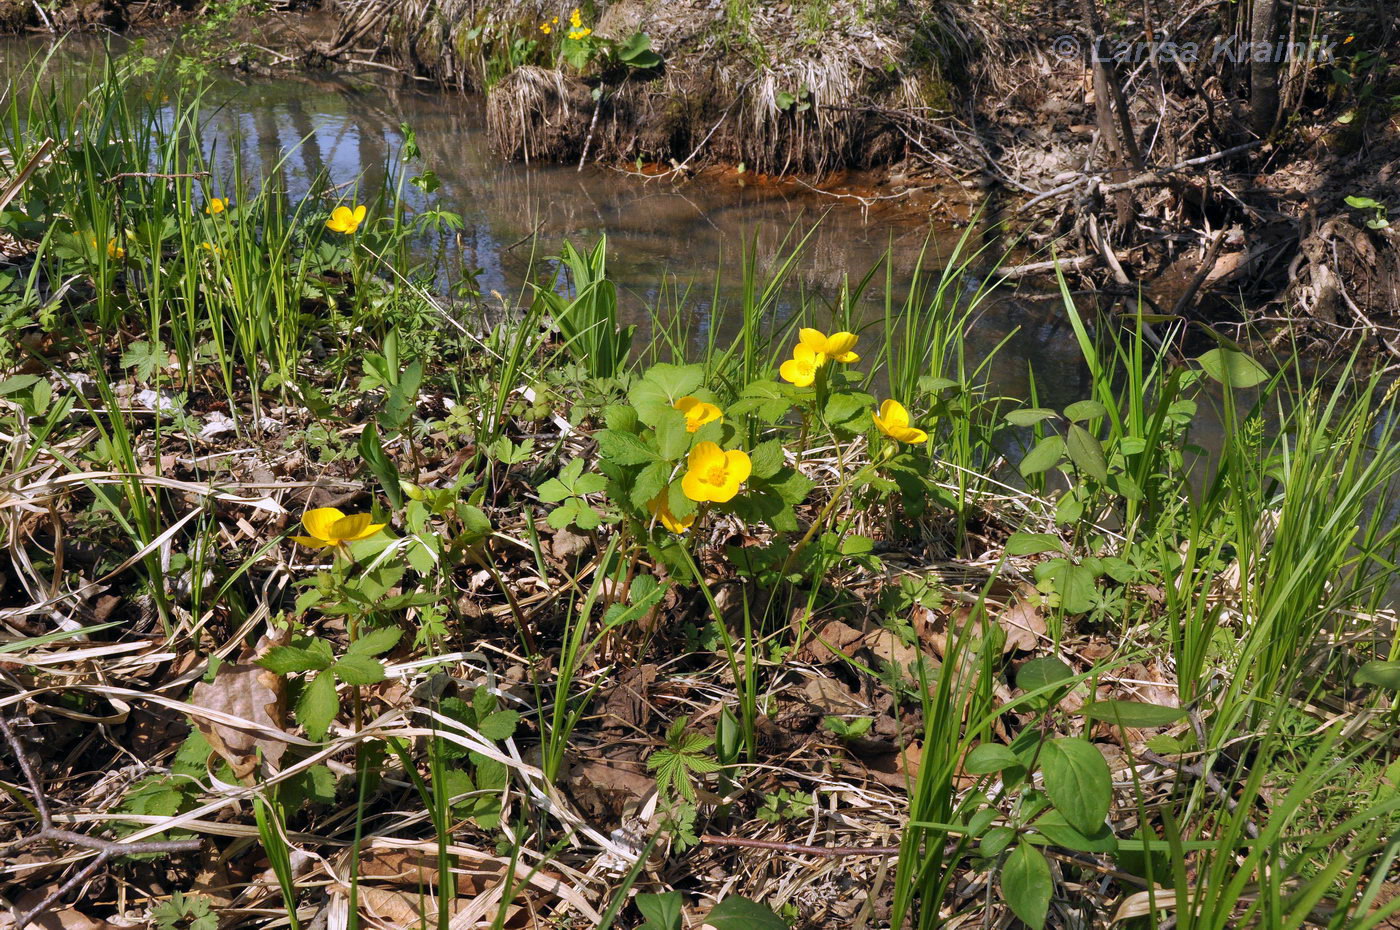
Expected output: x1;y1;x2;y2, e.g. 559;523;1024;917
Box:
2;39;1095;406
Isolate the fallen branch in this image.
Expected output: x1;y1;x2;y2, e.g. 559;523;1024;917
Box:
700;834;900;857
0;717;203;929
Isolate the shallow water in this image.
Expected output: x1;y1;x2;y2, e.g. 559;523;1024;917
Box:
0;38;1100;406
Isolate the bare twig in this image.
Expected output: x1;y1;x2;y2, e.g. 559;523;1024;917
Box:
700;834;900;857
0;717;202;929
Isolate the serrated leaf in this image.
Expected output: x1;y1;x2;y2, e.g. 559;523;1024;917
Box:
596;428;658;465
477;709;520;740
748;439;784;478
297;670;339;740
259;644;332;674
347;626;402;657
333;654;386;686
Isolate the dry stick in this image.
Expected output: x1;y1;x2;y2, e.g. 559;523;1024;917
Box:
0;717;202;929
1169;229;1228;317
700;834;900;857
1139;748;1260;840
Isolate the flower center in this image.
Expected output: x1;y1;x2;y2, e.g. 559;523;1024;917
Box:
704;463;729;486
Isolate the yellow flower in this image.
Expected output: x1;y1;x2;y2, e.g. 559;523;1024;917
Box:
570;7;581;27
799;327;859;363
568;27;592;39
681;441;751;503
674;396;722;432
552;15;559;22
205;197;227;215
540;22;551;33
872;399;929;444
326;204;367;234
291;507;386;549
647;493;695;534
779;343;823;387
106;237;126;259
200;240;222;255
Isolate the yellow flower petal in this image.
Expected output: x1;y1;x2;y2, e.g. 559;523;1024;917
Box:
290;535;334;549
798;327;828;354
723;449;752;487
780;357;815;387
675;396;722;432
879;399;910;431
331;513;385;542
825;331;858;359
302;507;347;542
351;205;367;225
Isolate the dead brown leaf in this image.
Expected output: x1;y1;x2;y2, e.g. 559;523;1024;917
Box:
188;663;287;780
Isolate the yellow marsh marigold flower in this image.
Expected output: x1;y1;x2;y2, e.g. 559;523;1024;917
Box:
799;327;859;363
779;343;823;387
291;507;386;549
106;237;126;259
326;204;367;234
540;22;551;33
872;399;929;444
681;441;751;503
205;197;227;215
647;493;694;534
674;396;722;432
570;7;582;27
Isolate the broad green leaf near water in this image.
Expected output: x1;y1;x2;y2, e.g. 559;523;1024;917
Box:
1195;348;1268;388
1066;424;1108;482
1020;434;1065;476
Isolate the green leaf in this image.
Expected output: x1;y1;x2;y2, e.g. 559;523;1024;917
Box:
1355;660;1400;690
1065;424;1109;482
636;891;683;930
1005;407;1058;427
1019;434;1065;476
1079;700;1186;728
333;654;387;686
653;407;692;461
1196;348;1268;388
748;439;785;479
1002;840;1052;929
259;644;332;674
980;825;1016;858
1017;657;1074;694
297;670;339;740
1031;810;1118;852
477;709;520;740
347;627;402;658
596;429;658;465
1006;532;1063;556
964;743;1023;774
1041;738;1112;836
1063;399;1107;422
704;895;788;930
359;423;403;510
